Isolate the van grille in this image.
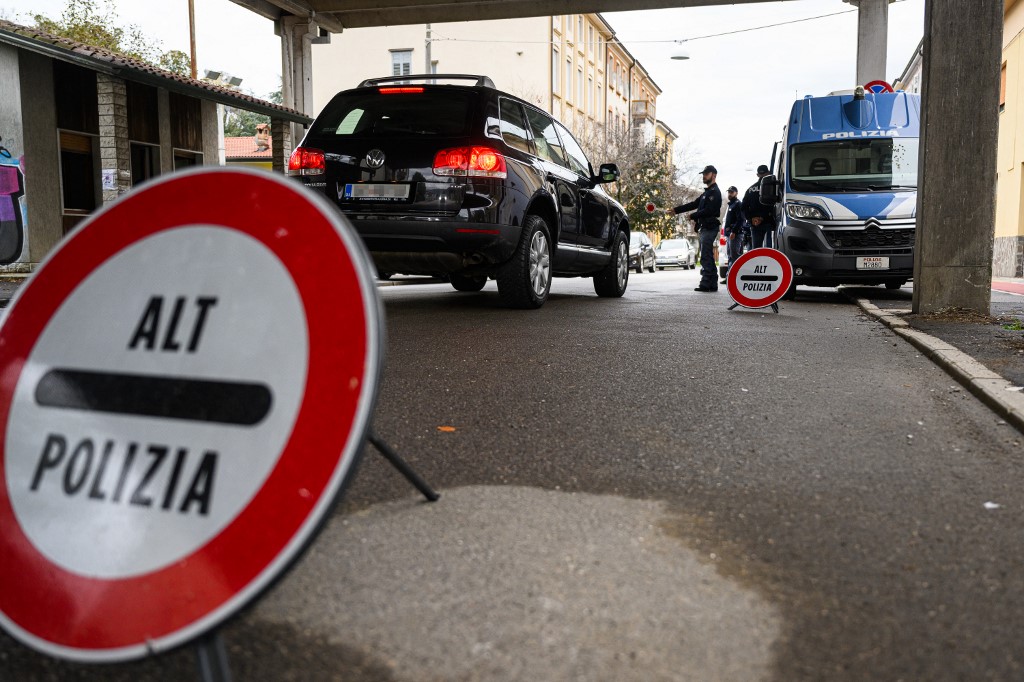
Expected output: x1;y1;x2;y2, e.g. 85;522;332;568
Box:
824;226;915;252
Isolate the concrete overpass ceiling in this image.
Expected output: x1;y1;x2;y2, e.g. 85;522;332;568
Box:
231;0;779;31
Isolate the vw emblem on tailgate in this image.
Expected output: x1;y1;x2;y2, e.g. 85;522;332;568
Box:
365;149;386;169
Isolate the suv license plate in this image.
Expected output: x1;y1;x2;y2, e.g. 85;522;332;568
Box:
856;256;890;270
343;183;410;201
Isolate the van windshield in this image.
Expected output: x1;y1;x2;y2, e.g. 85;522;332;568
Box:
790;137;918;192
313;90;473;138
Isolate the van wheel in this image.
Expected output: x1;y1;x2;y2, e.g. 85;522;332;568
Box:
450;273;487;292
594;232;629;298
783;282;797;300
497;214;552;309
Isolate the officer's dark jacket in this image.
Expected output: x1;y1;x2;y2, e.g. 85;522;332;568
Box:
724;198;744;236
673;182;722;229
741;177;774;224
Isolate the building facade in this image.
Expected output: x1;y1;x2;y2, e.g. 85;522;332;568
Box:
310;14;665;152
0;20;308;274
995;0;1024;276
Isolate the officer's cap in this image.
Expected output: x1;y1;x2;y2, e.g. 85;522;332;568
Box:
701;165;717;174
727;185;738;192
756;164;770;174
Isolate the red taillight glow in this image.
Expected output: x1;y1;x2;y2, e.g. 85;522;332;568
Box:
286;147;325;176
432;146;507;179
379;87;424;94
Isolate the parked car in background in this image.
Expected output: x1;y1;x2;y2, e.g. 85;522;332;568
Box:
655;238;695;270
287;74;630;309
629;231;656;273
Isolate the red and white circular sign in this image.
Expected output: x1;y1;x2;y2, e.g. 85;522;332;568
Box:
726;248;794;309
0;168;382;661
644;202;656;214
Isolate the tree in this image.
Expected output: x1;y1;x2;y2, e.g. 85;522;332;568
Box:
32;0;191;76
577;122;701;240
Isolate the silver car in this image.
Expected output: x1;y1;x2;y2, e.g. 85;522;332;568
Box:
655;238;695;270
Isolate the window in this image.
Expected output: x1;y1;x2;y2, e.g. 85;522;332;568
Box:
315;91;473;137
577;66;584;108
553;121;591;178
587;76;593;114
789;138;919;191
58;130;97;233
566;15;572;40
1001;62;1007;113
607;57;614;88
130;142;160;187
524;107;567;166
499;98;532;154
578;17;584;44
173;150;203;170
566;58;573;103
391;50;412;77
553;48;560;94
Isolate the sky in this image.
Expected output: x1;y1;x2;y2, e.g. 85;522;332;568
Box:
2;0;925;190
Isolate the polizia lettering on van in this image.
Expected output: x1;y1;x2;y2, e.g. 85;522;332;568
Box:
821;129;900;140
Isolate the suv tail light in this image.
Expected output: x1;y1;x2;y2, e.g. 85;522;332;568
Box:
433;146;507;179
287;147;325;176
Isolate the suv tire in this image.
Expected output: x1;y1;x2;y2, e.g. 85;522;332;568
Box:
450;273;487;292
593;231;629;298
497;214;552;309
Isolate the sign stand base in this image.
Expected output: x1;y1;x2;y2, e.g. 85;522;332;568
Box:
728;302;779;314
195;630;232;682
369;431;440;502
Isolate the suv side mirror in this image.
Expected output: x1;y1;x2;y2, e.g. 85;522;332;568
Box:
759;175;781;205
594;163;620;184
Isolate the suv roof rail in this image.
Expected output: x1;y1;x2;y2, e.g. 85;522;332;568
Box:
358;74;496;88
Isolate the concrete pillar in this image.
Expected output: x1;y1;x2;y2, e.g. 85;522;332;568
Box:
845;0;891;85
96;74;131;203
19;51;60;268
271;117;291;174
277;16;315;153
912;0;1003;314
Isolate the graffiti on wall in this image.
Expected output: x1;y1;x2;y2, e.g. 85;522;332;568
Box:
0;135;25;266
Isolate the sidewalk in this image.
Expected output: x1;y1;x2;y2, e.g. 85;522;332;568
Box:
846;279;1024;432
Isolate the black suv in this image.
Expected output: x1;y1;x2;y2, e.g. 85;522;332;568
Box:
287;74;630;308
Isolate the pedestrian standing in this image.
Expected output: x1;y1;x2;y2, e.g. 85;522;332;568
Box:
670;165;722;292
720;185;744;284
742;164;776;249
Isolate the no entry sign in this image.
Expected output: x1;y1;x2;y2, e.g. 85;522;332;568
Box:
0;168;382;661
726;248;793;310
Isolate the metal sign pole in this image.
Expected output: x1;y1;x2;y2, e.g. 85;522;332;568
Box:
195;631;232;682
368;431;440;502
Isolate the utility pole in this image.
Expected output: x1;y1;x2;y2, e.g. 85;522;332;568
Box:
425;24;432;75
188;0;197;80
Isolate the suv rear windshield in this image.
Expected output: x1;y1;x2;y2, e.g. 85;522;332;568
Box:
313;90;474;138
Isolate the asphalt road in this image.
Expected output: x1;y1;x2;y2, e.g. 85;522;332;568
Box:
5;268;1024;681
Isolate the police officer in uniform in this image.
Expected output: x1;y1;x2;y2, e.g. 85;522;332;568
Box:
721;185;744;284
742;164;775;249
671;165;722;292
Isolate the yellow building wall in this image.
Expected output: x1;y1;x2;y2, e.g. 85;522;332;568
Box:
997;0;1024;240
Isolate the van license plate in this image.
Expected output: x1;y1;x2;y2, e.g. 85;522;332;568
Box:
343;183;410;201
856;256;889;270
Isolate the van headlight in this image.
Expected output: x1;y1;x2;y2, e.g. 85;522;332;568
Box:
786;203;829;220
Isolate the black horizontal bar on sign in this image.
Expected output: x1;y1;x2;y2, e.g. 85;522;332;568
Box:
34;369;273;426
739;275;779;282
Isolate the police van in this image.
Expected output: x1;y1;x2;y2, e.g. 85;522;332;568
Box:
760;86;920;297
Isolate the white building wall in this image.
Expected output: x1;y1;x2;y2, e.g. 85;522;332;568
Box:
312;19;551;115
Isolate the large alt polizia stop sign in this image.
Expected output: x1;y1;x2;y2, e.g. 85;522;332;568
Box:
0;168;382;662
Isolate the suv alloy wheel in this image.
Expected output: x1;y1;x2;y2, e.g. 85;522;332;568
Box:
497;214;552;309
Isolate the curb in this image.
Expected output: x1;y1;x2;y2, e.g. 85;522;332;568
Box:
850;295;1024;434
